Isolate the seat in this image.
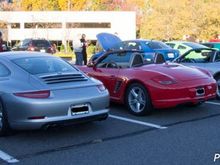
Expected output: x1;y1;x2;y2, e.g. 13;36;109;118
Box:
131;54;144;67
154;53;165;64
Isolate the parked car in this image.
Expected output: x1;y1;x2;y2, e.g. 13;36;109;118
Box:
12;39;56;54
201;42;220;50
89;33;180;63
165;41;208;55
78;50;216;116
173;47;220;99
0;51;109;136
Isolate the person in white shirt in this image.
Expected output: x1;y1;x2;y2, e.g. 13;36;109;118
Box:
72;34;83;65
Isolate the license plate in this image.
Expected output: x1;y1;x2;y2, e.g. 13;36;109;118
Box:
167;53;174;58
40;49;46;53
70;104;89;115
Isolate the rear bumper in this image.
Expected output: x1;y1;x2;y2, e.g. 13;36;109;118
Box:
3;86;109;130
150;79;217;109
153;94;216;109
10;109;109;130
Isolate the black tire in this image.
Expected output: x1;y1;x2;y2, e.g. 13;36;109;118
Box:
125;83;152;116
0;102;11;137
215;75;220;100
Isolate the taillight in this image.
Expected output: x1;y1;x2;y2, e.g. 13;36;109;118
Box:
47;47;54;53
28;46;35;51
14;90;50;98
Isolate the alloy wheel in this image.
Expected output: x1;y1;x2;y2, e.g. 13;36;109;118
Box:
128;86;146;113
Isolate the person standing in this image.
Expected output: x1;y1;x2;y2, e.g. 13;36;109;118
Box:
0;31;4;52
80;34;88;65
72;34;83;65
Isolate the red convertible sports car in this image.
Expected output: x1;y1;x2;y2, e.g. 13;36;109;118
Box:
78;50;217;116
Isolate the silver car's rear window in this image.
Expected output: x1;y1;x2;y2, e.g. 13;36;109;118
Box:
12;57;77;75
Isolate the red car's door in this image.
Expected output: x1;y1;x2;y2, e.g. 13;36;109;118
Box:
86;51;132;100
89;67;119;97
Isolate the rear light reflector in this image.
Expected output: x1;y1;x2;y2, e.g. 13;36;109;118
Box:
14;90;50;99
48;47;54;53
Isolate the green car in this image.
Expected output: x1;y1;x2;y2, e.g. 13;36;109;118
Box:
166;41;208;55
201;42;220;50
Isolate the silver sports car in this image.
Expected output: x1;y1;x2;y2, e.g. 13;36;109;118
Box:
174;48;220;99
0;52;109;136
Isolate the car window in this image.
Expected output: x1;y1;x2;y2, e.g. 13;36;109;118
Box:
183;42;207;49
12;57;76;75
147;41;171;49
123;41;142;51
32;40;51;47
166;43;175;48
177;45;186;49
215;52;220;62
96;52;132;68
182;50;214;63
202;43;214;48
20;39;31;47
0;63;10;77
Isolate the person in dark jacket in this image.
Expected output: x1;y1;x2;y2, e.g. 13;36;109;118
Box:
0;31;4;52
0;31;9;52
80;34;88;65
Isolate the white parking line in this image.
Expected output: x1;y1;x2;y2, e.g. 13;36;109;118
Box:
206;101;220;106
0;150;19;163
109;114;167;129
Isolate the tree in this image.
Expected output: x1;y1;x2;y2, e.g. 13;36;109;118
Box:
2;0;220;40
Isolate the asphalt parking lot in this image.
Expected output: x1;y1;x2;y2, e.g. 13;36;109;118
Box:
0;100;220;165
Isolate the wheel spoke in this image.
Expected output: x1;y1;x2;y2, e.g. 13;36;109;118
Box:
136;102;141;112
139;99;146;105
138;89;143;97
129;99;137;105
131;89;138;98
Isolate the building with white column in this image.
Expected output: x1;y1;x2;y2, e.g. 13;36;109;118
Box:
0;11;136;47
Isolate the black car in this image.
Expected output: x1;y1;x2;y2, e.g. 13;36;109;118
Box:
12;39;56;54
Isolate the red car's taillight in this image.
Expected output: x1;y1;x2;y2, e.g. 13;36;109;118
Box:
27;46;35;51
14;90;50;99
48;47;56;54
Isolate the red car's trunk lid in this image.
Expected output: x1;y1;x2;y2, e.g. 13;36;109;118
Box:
142;63;208;81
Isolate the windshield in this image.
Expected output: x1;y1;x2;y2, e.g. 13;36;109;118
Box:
13;57;76;75
147;41;171;49
32;40;51;47
184;42;207;49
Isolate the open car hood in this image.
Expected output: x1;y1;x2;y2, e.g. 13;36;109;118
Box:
96;32;122;51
